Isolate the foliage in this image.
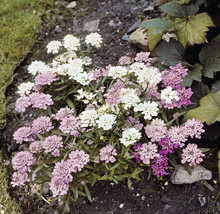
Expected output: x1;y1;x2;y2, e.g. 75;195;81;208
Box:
139;0;214;50
186;90;220;125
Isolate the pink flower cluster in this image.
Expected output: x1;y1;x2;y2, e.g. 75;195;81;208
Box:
15;92;53;112
35;71;59;87
90;65;109;82
52;107;74;121
135;52;152;64
11;151;35;187
13;127;35;144
99;145;117;163
118;56;131;65
181;143;205;167
126;116;143;130
105;79;124;105
32;116;54;134
49;149;90;197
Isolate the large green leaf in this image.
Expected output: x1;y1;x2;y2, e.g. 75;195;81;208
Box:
181;63;202;87
147;28;164;51
160;1;199;18
153;39;185;65
179;0;192;4
199;35;220;78
175;13;215;48
186;90;220;125
138;18;172;34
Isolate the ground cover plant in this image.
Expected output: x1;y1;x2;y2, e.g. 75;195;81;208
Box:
10;31;209;213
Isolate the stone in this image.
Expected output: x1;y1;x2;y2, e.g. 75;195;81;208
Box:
171;165;212;185
55;26;62;33
127;18;142;33
122;34;130;42
144;5;154;12
130;28;149;51
83;20;100;32
66;1;77;9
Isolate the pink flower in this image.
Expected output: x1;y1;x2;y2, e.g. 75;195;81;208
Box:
181;143;205;167
29;141;43;153
49;176;69;197
145;119;167;142
118;56;131;65
42;135;63;157
59;116;82;137
99;145;117;163
104;79;124;105
11;171;29;187
12;151;35;173
184;118;205;139
31;116;54;134
158;137;179;155
151;154;169;177
126;116;143;130
15;96;31;112
133;143;143;162
139;142;159;164
167;126;188;147
68;150;89;172
35;71;59;87
134;52;152;64
52;107;74;121
13;127;34;144
29;92;53;109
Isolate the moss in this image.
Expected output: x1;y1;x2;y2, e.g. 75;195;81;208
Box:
0;0;53;129
0;151;21;214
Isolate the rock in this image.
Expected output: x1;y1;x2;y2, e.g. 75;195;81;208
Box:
66;1;77;9
43;183;50;194
130;28;149;51
171;165;212;185
144;5;154;11
83;19;100;32
55;26;62;33
122;34;130;42
127;18;142;33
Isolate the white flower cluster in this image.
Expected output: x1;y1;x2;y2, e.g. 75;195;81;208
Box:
76;89;97;104
108;66;128;79
63;35;80;51
134;101;159;120
79;109;98;127
120;128;141;147
17;82;35;96
121;88;140;109
28;61;47;76
85;32;103;48
96;113;117;130
161;86;179;104
46;41;62;54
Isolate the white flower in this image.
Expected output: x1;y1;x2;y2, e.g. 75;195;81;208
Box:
76;89;96;103
120;128;141;147
161;86;179;104
121;88;140;109
137;66;162;87
17;82;35;96
79;109;98;127
108;66;128;79
54;51;77;64
28;61;46;76
82;56;92;65
96;113;116;130
63;35;80;51
74;72;92;85
129;62;146;74
46;40;62;54
85;32;103;48
55;63;70;75
66;59;84;79
134;101;159;120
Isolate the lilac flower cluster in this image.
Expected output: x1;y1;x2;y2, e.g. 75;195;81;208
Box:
11;151;35;187
99;145;117;163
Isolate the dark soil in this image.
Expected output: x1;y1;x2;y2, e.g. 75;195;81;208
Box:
1;0;220;213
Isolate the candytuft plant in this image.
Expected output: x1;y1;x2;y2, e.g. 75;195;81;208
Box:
11;33;207;212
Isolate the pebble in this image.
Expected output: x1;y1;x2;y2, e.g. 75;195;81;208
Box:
83;20;100;32
198;194;206;206
119;203;125;209
55;26;62;33
122;34;130;42
144;5;154;11
66;1;77;9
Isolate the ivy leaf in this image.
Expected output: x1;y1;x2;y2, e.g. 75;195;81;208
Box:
175;13;215;48
147;28;164;51
160;1;199;18
138;18;172;35
211;80;220;93
186;90;220;125
153;39;185;65
181;63;202;87
199;35;220;78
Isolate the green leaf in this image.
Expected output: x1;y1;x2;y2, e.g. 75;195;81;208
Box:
200;148;211;153
175;13;215;48
199;35;220;78
147;28;164;51
127;178;132;189
66;98;75;109
179;0;192;4
153;39;185;65
84;184;92;202
211;80;220;93
160;1;199;18
138;18;172;34
181;63;202;87
186;90;220;125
